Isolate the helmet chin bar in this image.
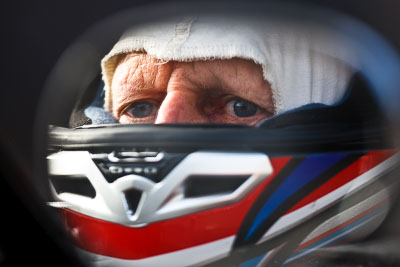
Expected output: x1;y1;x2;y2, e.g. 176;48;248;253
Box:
46;131;400;265
48;150;272;226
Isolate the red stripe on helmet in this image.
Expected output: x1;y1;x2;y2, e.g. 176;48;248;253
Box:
60;157;291;259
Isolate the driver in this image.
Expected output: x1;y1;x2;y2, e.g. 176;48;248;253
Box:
100;16;354;126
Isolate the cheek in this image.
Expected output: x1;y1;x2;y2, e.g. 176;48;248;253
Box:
119;116;133;124
207;112;267;125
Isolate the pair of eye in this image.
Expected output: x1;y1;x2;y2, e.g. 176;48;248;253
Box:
125;98;261;119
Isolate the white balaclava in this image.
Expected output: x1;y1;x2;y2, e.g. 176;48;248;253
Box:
101;16;354;115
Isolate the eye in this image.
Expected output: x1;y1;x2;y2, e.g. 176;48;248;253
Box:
230;98;259;117
125;100;155;118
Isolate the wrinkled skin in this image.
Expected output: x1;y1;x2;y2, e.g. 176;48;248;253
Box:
111;53;274;126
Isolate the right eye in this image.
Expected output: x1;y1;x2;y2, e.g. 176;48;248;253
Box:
229;98;259;118
125;100;156;118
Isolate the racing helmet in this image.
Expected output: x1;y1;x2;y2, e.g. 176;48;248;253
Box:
38;2;400;266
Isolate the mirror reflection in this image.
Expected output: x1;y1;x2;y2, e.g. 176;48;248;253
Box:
44;10;400;267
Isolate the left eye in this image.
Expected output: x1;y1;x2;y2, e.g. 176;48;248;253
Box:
125;101;155;118
230;98;259;117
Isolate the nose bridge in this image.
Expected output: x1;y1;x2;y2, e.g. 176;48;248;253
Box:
155;91;205;124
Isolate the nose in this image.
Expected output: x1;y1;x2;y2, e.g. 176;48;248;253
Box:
155;91;206;124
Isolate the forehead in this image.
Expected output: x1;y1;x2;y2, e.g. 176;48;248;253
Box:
112;53;268;92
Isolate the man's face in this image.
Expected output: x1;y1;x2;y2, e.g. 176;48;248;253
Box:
111;53;274;126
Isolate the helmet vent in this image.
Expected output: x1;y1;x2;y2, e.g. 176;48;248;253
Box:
50;175;96;198
124;188;143;216
183;175;250;198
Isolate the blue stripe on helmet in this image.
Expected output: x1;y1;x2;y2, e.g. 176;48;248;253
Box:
245;153;347;241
